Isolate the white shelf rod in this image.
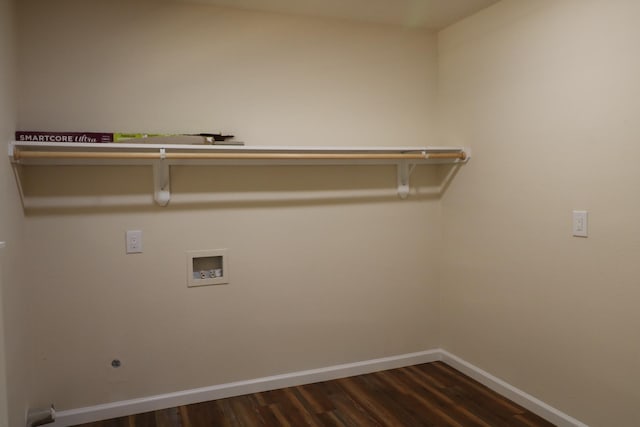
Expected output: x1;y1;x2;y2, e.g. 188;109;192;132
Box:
9;141;469;206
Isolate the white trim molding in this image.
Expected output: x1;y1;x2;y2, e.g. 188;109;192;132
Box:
439;350;588;427
52;349;587;427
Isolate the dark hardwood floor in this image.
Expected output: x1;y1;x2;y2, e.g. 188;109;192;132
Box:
74;362;555;427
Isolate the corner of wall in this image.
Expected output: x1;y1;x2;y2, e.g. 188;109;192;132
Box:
1;0;29;425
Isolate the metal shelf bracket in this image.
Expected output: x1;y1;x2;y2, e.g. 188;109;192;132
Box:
153;149;171;206
397;160;411;199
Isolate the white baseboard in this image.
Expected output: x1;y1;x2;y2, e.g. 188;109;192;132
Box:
53;349;441;426
439;350;588;427
52;349;586;427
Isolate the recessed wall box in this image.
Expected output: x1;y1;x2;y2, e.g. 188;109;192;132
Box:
187;249;229;287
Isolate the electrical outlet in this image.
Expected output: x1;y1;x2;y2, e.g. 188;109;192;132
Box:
126;230;143;253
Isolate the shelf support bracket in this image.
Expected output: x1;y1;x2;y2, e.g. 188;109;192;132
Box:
397;160;411;199
153;150;170;206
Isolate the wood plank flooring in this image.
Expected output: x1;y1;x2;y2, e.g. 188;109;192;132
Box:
74;362;555;427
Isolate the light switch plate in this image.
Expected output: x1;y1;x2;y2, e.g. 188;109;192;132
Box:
572;210;588;237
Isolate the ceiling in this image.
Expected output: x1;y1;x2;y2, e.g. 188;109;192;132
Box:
181;0;501;31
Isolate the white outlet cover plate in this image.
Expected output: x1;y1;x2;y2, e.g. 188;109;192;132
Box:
126;230;143;253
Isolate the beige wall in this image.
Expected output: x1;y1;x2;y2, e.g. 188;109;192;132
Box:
16;0;442;410
439;1;640;425
17;0;640;424
1;0;29;425
17;0;437;145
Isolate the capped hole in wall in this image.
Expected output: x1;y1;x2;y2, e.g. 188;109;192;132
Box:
187;249;229;287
